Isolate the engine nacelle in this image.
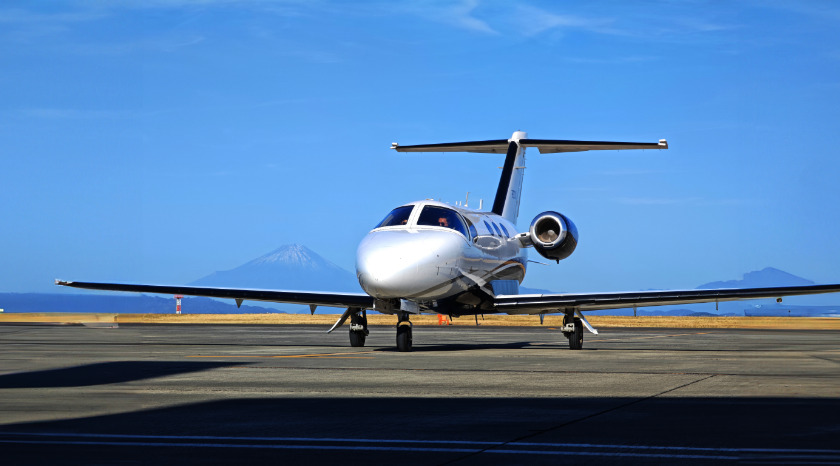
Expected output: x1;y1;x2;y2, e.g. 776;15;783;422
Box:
529;211;578;262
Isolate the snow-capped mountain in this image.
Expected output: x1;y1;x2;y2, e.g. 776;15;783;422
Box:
189;244;362;292
697;267;814;289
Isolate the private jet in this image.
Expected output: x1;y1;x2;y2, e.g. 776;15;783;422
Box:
57;131;840;351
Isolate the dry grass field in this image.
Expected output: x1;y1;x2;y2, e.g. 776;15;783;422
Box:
2;312;839;329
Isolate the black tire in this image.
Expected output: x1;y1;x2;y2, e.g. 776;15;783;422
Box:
569;317;583;350
349;330;366;347
396;325;412;352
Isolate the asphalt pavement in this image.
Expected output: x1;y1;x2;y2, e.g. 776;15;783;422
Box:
1;323;839;465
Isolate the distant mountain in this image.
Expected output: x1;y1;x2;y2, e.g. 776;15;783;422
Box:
530;267;838;316
0;293;277;314
189;244;361;293
697;267;814;289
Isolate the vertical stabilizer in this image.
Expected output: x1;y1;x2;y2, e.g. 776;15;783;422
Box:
491;131;527;224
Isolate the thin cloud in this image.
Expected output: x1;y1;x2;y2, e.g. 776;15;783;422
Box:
561;55;659;65
16;107;182;120
19;108;126;120
597;169;670;177
392;0;497;34
618;197;701;206
380;1;743;45
0;7;106;24
752;0;840;22
510;4;613;37
616;197;752;206
58;35;206;56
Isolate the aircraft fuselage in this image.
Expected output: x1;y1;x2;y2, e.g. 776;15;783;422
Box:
355;200;526;313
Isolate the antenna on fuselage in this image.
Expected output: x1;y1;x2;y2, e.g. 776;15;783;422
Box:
465;192;470;208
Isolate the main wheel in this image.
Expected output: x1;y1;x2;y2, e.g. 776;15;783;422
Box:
396;325;413;352
349;330;366;347
569;317;583;350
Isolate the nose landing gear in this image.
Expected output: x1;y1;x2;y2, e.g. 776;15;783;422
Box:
396;312;413;352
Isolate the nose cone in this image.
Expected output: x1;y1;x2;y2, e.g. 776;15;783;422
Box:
356;229;466;299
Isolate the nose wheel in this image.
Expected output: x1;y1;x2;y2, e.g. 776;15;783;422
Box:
349;309;368;347
396;312;413;352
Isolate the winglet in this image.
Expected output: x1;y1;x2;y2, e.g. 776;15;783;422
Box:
55;279;70;286
659;139;668;149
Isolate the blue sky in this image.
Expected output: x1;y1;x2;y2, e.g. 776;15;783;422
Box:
2;0;840;297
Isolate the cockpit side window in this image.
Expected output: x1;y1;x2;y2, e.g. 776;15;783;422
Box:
499;223;510;238
465;218;477;239
483;220;493;235
375;205;414;228
417;206;468;237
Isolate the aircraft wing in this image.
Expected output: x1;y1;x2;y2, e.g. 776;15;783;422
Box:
494;284;840;314
55;280;375;309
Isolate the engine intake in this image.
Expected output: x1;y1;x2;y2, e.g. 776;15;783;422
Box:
529;211;578;262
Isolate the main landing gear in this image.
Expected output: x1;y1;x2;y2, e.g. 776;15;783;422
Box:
562;312;583;350
349;309;369;347
396;312;413;352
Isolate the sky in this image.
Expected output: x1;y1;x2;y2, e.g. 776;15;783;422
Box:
2;0;840;298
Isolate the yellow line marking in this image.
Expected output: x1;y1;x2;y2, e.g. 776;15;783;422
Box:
187;351;378;359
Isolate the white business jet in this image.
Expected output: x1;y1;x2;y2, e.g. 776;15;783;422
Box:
57;131;840;351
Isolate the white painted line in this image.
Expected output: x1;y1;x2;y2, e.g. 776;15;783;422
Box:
0;439;740;460
1;432;838;455
1;432;839;461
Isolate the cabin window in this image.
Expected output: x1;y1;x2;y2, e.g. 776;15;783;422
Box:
417;206;468;237
484;221;494;235
375;205;414;228
491;222;502;237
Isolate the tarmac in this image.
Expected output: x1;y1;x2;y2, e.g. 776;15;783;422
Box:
1;322;839;465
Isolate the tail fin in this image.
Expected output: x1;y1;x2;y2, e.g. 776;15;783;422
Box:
492;132;527;223
391;132;668;224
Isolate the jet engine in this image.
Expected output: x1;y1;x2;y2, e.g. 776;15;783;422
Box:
529;211;578;262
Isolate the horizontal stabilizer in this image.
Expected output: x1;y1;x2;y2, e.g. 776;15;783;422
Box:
520;139;668;153
391;139;509;153
391;138;667;154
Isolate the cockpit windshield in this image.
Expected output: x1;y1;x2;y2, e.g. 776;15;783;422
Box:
417;206;468;237
375;205;414;228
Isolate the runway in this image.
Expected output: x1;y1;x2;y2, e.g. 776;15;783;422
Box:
1;323;839;464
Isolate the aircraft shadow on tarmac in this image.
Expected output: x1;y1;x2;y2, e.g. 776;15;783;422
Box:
0;361;248;389
372;341;552;352
1;396;838;464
